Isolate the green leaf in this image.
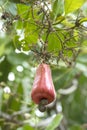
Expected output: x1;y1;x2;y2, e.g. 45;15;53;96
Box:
79;17;87;23
3;1;17;15
77;54;87;64
65;0;85;14
7;52;29;65
68;125;83;130
17;4;30;19
14;35;21;50
24;22;39;44
17;125;34;130
52;68;77;90
46;114;63;130
52;0;64;20
0;44;5;56
47;33;62;53
23;125;34;130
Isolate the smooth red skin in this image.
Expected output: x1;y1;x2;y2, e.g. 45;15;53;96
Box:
31;63;56;105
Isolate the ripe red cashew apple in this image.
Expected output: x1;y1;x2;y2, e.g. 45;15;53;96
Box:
31;63;56;111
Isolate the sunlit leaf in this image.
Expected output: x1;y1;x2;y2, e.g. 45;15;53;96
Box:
79;17;87;23
65;0;86;14
17;4;30;18
23;125;34;130
46;114;63;130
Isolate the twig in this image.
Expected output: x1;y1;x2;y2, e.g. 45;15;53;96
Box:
58;79;78;95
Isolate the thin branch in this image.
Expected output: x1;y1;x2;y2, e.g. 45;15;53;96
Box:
58;79;78;95
12;108;31;117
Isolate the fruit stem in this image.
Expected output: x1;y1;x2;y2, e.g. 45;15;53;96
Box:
38;99;48;112
40;98;48;105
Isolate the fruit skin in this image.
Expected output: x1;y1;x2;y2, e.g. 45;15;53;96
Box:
31;63;56;105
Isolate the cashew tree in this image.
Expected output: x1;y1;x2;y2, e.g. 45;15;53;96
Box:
0;0;87;130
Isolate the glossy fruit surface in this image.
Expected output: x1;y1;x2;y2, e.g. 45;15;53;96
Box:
31;63;56;105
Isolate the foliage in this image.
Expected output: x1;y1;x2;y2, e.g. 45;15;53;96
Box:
0;0;87;130
46;114;63;130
